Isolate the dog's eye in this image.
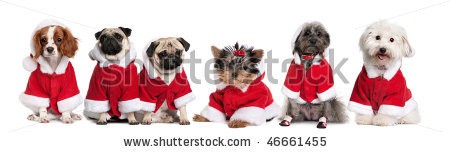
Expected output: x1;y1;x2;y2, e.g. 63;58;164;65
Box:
317;32;322;37
390;38;394;42
100;36;105;41
115;35;122;40
304;31;310;36
57;38;62;43
41;38;47;43
376;35;381;40
158;51;168;58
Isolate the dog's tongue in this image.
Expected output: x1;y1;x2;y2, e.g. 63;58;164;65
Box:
377;54;388;60
302;55;315;60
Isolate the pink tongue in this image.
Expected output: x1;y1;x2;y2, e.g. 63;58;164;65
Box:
377;55;387;60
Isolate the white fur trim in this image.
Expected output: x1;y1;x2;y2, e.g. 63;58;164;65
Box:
317;85;337;101
216;82;228;90
54;56;70;74
20;93;49;111
230;107;265;125
294;97;321;104
30;19;66;55
22;56;37;72
347;101;374;115
89;43;137;68
365;59;402;81
118;98;140;113
200;106;226;123
264;102;281;120
140;101;156;112
293;52;301;65
57;94;82;113
174;92;195;108
282;86;300;99
84;99;110;113
378;98;418;118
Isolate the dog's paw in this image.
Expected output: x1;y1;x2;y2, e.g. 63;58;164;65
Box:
39;117;50;123
71;113;82;120
96;120;107;125
372;114;397;126
61;116;74;124
355;114;373;125
179;119;190;125
128;119;140;125
399;109;420;124
27;114;38;121
193;114;210;122
228;120;249;128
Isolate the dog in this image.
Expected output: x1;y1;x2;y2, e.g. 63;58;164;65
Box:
193;43;280;128
138;37;195;125
279;22;347;128
20;20;82;124
348;21;420;126
84;27;141;125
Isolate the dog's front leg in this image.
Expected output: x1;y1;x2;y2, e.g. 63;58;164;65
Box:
355;114;373;125
178;106;190;125
38;107;49;123
142;112;152;125
97;112;107;125
127;112;139;125
61;112;73;124
372;114;397;126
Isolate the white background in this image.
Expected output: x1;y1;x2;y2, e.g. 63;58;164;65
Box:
1;0;449;151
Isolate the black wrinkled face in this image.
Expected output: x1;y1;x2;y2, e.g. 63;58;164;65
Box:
294;22;330;56
212;43;263;89
147;37;190;72
95;27;131;56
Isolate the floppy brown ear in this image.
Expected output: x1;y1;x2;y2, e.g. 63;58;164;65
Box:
211;46;221;59
60;27;78;58
32;29;44;60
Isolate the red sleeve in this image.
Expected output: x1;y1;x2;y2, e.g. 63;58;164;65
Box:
120;63;139;101
58;62;80;101
138;68;157;112
85;64;107;101
348;68;374;115
173;70;195;108
209;89;225;113
315;62;336;101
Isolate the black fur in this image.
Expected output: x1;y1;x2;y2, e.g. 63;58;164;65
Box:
119;27;132;37
95;28;105;40
146;41;159;57
177;37;190;51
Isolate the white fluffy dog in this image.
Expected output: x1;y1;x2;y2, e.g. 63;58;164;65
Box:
348;21;420;126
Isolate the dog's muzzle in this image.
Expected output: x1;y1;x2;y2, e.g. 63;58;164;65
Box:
100;36;122;55
160;55;182;70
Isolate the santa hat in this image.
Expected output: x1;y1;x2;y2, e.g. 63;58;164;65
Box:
23;19;67;72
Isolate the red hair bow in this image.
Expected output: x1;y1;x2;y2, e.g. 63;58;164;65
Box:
234;49;245;56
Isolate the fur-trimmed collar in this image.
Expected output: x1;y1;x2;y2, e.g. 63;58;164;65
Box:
89;43;137;68
293;52;322;65
364;59;402;81
23;55;70;74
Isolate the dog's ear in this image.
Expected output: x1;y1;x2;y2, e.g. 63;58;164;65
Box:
248;49;264;63
359;30;371;52
146;41;159;57
177;37;190;51
32;28;44;60
119;27;132;37
402;35;414;57
60;27;78;58
211;46;221;59
293;34;301;55
95;28;105;40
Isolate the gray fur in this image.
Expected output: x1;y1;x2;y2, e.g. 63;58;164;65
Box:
286;98;348;123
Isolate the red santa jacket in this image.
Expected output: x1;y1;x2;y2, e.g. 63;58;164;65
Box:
20;55;82;115
282;53;337;104
348;61;417;118
84;45;140;119
200;73;281;125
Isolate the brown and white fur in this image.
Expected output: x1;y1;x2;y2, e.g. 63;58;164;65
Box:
140;37;191;125
25;21;80;124
356;21;420;126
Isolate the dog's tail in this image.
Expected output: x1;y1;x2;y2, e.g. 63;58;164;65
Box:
323;98;348;123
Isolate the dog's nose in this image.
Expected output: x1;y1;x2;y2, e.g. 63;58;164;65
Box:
379;48;386;54
309;39;317;44
47;47;54;53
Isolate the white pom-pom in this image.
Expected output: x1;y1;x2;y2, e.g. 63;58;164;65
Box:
23;56;37;72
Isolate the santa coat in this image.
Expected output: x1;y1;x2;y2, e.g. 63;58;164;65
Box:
348;59;417;118
20;20;82;114
200;73;281;125
84;44;140;120
281;52;337;104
